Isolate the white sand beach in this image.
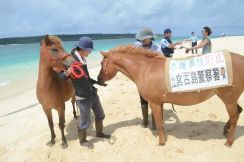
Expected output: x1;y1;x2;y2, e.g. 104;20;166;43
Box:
1;36;244;162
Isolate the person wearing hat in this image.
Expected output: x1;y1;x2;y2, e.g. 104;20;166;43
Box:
54;36;110;149
160;28;182;57
134;28;162;130
135;27;162;52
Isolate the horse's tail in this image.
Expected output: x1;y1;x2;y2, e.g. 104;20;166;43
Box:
71;95;78;118
171;104;177;113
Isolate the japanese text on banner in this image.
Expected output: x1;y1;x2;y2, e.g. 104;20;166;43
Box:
169;52;229;92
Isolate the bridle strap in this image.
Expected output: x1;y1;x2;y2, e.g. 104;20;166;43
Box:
41;42;88;79
58;54;72;62
104;56;111;74
41;42;71;62
69;62;88;79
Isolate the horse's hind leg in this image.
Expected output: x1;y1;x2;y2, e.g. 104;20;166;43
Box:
71;96;78;119
224;104;243;137
223;103;241;147
43;107;56;146
58;104;68;148
217;87;242;147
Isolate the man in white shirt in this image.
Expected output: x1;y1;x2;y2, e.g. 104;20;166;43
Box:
189;32;198;54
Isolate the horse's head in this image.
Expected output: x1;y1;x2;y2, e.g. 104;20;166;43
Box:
97;51;118;84
40;35;76;70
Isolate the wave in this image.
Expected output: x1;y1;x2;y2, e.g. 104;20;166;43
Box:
0;81;9;87
0;43;24;46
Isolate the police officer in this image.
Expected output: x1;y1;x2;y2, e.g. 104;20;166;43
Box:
160;28;182;57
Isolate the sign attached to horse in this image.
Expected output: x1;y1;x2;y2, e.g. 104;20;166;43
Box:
165;50;233;92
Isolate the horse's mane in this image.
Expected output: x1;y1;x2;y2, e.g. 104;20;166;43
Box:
109;45;165;59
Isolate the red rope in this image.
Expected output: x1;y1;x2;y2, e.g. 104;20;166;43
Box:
69;62;88;79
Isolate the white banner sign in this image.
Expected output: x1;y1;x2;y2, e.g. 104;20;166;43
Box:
168;51;231;92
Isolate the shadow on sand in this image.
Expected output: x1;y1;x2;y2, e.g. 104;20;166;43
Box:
65;109;244;144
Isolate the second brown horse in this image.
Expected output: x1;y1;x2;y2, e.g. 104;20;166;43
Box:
98;45;243;147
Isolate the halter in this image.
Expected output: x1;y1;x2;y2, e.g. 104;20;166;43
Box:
103;56;111;74
41;42;87;79
41;42;71;62
68;62;88;79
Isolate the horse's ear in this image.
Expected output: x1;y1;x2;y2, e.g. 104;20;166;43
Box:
40;40;43;46
100;51;109;57
44;34;51;46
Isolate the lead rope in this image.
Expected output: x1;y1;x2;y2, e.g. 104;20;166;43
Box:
67;62;88;79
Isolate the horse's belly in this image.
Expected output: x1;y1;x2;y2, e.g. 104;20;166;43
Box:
165;90;216;106
36;80;74;108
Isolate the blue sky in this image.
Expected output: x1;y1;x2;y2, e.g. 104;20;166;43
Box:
0;0;243;38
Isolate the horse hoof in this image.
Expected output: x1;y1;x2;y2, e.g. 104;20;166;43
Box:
74;116;78;119
158;143;165;146
46;140;55;146
224;142;232;148
62;142;68;149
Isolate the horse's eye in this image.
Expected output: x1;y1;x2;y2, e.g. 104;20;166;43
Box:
51;48;58;53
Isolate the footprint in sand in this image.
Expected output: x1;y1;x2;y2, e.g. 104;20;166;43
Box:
208;113;217;119
0;146;7;157
211;123;220;129
189;128;208;137
175;148;184;154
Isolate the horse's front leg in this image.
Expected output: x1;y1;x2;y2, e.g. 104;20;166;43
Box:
58;104;68;149
149;102;166;146
43;107;56;146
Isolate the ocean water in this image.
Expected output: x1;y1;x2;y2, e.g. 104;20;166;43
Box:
0;37;185;99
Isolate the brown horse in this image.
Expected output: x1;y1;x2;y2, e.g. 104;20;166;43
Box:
98;45;243;147
36;35;77;148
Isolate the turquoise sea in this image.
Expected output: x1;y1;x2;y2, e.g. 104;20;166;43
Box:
0;37;186;99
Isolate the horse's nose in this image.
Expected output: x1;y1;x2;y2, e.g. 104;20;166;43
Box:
97;75;101;81
62;57;76;67
97;75;105;83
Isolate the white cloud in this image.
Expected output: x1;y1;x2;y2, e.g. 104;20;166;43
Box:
0;0;243;38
